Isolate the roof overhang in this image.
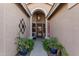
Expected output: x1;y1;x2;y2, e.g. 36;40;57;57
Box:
21;3;60;18
21;3;31;16
46;3;60;19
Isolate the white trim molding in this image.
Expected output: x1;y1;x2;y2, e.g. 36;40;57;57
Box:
21;3;31;16
31;8;47;16
46;3;60;19
68;3;77;9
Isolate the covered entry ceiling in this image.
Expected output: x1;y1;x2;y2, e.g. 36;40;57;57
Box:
21;3;60;19
26;3;53;15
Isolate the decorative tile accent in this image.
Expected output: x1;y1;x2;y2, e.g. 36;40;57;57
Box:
19;19;26;34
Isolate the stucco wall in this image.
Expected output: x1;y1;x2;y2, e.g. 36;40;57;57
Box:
0;3;30;56
49;4;79;55
0;4;5;56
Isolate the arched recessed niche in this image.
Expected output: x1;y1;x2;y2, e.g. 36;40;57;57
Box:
32;9;46;39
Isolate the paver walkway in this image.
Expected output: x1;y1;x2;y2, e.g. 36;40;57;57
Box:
30;39;47;56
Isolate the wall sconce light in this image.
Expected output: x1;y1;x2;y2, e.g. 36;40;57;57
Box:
37;15;41;21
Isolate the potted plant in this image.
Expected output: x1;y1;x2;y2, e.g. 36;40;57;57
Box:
17;38;34;56
43;37;66;56
17;38;29;56
18;46;28;56
49;43;63;55
49;43;58;55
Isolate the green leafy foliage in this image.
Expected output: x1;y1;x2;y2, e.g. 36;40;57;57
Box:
17;38;34;52
26;39;34;52
61;48;69;56
43;39;50;51
42;37;68;56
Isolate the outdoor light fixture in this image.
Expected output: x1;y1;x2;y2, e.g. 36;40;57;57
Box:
37;15;41;21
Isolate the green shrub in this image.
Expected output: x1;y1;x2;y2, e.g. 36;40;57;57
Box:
61;47;69;56
26;39;34;52
43;37;59;51
17;38;34;52
43;39;50;51
42;37;68;56
50;37;58;43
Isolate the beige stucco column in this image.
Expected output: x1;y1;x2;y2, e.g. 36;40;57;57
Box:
30;15;32;39
45;18;48;39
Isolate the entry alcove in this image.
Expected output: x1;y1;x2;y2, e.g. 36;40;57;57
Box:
32;10;46;39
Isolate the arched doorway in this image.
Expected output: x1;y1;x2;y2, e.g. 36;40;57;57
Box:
32;9;46;39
